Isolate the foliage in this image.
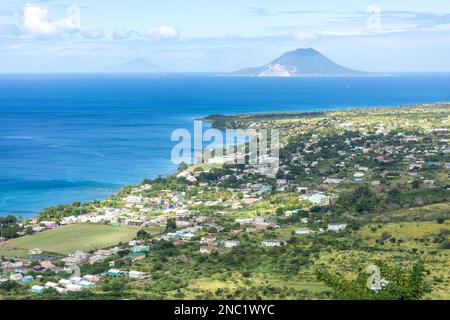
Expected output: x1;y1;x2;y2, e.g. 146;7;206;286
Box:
316;261;431;300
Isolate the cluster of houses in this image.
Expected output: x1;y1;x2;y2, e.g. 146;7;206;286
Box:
0;243;149;294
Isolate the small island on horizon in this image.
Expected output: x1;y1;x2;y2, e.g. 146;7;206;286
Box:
232;48;374;77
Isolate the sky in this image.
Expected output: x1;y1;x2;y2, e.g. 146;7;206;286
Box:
0;0;450;73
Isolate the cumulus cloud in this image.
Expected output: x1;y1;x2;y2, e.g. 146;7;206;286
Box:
82;28;105;39
0;24;20;36
146;25;179;40
22;4;80;39
112;28;133;40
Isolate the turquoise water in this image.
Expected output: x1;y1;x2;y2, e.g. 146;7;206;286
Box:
1;73;450;216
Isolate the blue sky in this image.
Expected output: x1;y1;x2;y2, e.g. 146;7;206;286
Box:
1;0;450;72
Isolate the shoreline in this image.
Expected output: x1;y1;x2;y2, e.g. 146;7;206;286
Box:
2;100;449;221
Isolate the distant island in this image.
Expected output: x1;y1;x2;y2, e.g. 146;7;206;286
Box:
233;48;371;77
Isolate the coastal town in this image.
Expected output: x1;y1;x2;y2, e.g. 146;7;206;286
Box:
0;103;449;300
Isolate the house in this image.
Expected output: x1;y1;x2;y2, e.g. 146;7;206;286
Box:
176;220;193;228
128;240;144;247
41;221;57;229
44;281;58;289
9;273;23;281
127;219;145;227
29;248;43;255
327;224;348;232
32;226;46;233
129;270;145;279
235;218;254;225
295;228;311;235
69;276;82;284
68;251;90;263
130;245;150;254
58;279;71;287
83;275;100;282
324;178;343;184
62;256;82;266
21;275;34;283
125;196;142;203
181;232;195;240
55;287;67;293
300;193;331;206
31;285;45;293
108;269;122;277
128;252;146;262
66;283;82;292
353;171;365;178
200;235;217;244
40;260;54;268
80;280;95;289
223;240;240;248
261;240;283;247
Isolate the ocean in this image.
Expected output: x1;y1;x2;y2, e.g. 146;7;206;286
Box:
1;73;450;217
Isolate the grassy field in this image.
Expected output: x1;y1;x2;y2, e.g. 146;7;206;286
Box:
315;219;450;299
0;223;141;257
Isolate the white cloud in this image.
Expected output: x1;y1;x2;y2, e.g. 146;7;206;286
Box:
112;28;133;40
82;28;105;40
289;31;318;40
22;4;80;39
146;25;179;40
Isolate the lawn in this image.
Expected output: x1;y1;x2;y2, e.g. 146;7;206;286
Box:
0;223;140;257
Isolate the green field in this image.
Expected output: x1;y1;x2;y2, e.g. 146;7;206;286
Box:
0;223;142;257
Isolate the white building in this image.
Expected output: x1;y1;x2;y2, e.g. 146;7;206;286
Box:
300;193;332;206
262;240;283;247
125;196;143;203
223;240;240;248
327;224;348;232
129;270;145;279
295;228;311;235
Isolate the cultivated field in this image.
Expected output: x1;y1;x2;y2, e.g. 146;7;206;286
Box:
0;223;142;256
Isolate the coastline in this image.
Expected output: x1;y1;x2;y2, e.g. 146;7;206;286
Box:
1;101;449;300
8;100;449;223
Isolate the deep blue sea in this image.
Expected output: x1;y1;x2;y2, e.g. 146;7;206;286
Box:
1;73;450;217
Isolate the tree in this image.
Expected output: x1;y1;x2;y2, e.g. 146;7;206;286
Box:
436;217;445;224
165;218;177;232
136;229;150;240
0;280;20;292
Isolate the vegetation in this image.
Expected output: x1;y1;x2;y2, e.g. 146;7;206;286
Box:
1;103;448;300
